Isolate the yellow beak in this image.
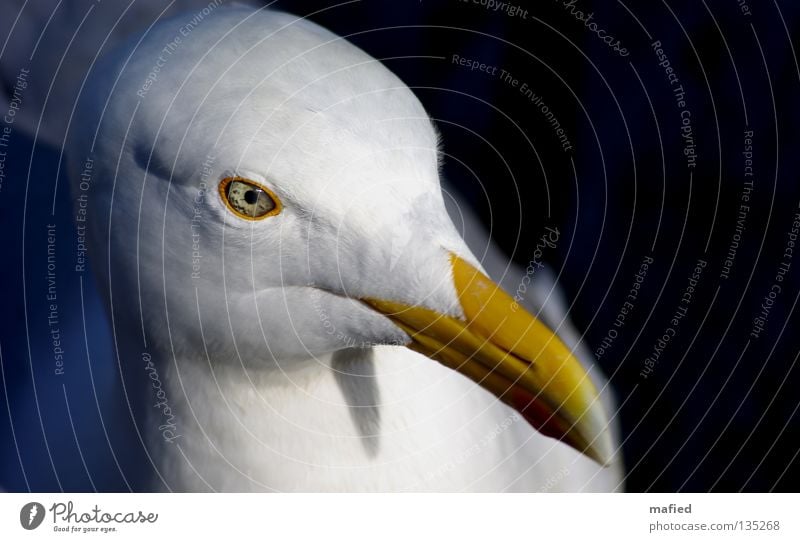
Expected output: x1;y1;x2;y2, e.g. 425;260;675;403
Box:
365;253;613;465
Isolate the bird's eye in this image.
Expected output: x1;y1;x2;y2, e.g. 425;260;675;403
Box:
218;177;281;220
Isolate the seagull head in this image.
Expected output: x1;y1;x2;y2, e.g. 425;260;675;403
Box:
71;7;612;465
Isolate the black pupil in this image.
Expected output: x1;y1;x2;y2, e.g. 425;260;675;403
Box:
244;190;259;205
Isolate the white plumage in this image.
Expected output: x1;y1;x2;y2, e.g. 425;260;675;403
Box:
27;4;622;491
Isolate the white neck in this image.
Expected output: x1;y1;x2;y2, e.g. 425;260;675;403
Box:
139;345;615;491
142;346;492;491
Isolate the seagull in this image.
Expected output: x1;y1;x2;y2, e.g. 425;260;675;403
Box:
67;5;622;491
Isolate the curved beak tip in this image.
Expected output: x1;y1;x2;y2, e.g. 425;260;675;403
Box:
364;252;616;466
582;415;616;468
510;380;615;467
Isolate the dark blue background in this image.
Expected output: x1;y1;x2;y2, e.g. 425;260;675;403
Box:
2;0;799;491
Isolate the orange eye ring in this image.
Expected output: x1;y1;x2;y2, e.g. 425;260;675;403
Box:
218;176;282;220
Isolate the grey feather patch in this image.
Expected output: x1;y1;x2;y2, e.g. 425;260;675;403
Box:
331;348;381;457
